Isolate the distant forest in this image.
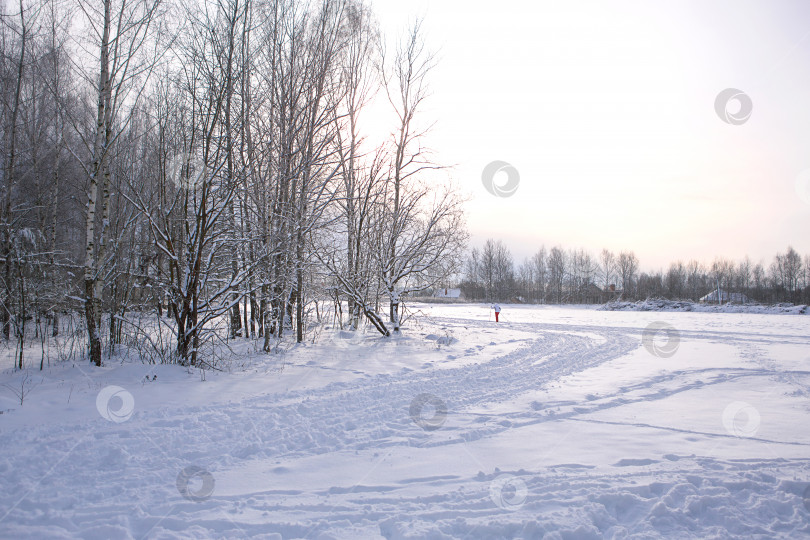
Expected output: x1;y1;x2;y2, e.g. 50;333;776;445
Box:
457;239;809;305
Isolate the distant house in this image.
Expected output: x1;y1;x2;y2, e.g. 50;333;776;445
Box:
583;283;622;304
581;283;605;304
433;287;462;299
699;288;752;304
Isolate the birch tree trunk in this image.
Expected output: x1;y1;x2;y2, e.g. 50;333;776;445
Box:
83;0;112;367
2;0;28;342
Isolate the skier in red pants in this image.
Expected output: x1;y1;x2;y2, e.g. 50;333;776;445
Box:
492;304;501;322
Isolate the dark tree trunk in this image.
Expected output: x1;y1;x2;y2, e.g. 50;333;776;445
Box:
85;279;102;366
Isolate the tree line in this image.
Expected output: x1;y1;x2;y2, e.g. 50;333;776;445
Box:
459;239;810;305
0;0;466;369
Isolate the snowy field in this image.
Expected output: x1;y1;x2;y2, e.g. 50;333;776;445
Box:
1;304;810;539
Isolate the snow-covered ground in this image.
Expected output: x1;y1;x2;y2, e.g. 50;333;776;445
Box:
602;298;809;315
1;304;809;539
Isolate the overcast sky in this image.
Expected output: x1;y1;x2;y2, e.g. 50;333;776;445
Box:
371;0;810;270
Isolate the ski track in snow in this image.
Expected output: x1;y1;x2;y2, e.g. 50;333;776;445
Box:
1;310;810;539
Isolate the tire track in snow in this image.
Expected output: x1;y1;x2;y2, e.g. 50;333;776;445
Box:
163;322;639;461
4;313;810;538
0;317;638;537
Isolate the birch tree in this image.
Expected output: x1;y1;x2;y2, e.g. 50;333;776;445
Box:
76;0;163;365
331;0;380;331
377;19;465;332
1;0;33;341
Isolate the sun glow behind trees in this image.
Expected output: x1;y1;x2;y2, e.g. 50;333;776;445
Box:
0;0;467;368
372;0;810;269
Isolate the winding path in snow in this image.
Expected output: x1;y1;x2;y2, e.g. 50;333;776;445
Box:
2;310;810;538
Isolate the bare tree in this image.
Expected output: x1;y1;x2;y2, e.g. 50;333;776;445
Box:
709;258;735;303
770;246;802;302
733;256;752;299
532;247;547;303
330;0;381;330
376;19;465;332
547;246;566;303
1;0;34;341
617;251;638;299
686;259;704;301
75;0;164;366
666;261;686;299
599;249;615;293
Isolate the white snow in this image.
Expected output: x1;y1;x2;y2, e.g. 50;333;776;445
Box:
698;289;753;304
603;298;808;315
433;288;462;299
1;304;810;539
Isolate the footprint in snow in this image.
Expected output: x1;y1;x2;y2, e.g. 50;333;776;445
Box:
613;458;659;467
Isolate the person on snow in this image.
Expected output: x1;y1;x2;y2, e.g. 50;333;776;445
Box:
492;303;501;322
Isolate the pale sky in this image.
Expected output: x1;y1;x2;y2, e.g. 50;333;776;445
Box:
371;0;810;270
